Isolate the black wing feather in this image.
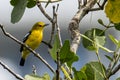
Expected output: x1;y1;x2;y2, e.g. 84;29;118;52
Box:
20;31;31;52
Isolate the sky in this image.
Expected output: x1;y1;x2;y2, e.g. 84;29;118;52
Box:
0;0;120;80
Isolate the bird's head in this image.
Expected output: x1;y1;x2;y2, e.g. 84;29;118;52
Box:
32;22;49;30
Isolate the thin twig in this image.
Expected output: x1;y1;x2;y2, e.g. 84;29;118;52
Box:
106;54;116;76
55;5;72;79
56;52;60;80
111;64;120;77
49;6;56;44
55;12;62;47
42;41;52;48
96;52;107;79
89;7;102;11
106;51;120;78
107;63;120;78
49;23;55;44
97;1;101;8
54;5;61;80
32;65;37;75
56;4;59;12
56;24;62;47
0;60;24;80
0;24;55;74
78;0;81;9
53;5;72;79
36;0;53;23
89;0;107;11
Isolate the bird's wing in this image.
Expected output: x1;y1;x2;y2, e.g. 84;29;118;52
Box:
20;31;31;52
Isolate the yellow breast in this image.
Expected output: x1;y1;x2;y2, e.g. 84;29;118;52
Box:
25;30;43;50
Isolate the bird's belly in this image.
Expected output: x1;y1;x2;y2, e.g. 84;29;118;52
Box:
26;32;43;50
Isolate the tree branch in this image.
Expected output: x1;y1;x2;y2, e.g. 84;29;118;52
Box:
56;52;60;80
106;52;120;78
0;60;24;80
107;63;120;78
52;5;61;80
89;0;107;11
111;64;120;77
42;40;52;48
48;6;56;44
69;0;96;53
36;0;53;23
0;24;55;74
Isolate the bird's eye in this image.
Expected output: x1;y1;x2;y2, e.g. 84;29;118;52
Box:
39;25;42;27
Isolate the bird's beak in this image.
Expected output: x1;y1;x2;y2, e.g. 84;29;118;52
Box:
45;24;49;26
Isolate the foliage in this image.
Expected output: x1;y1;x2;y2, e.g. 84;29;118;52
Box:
49;35;61;61
25;73;50;80
109;34;120;49
80;62;106;80
105;0;120;23
10;0;62;23
59;40;79;67
27;0;36;8
11;0;28;23
73;67;87;80
82;28;106;51
49;35;79;67
117;77;120;80
114;23;120;31
72;61;106;80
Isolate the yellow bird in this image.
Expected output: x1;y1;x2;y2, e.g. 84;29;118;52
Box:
20;22;49;66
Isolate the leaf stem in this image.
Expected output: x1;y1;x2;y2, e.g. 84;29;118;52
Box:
96;52;108;80
61;66;72;80
80;34;114;53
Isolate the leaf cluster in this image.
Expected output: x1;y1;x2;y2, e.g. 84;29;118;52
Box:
49;35;79;68
10;0;36;23
10;0;61;23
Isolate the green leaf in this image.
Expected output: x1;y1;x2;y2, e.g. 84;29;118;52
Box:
105;0;120;23
10;0;18;6
11;0;27;23
52;75;62;80
105;55;113;61
60;40;79;67
25;73;50;80
95;36;106;48
27;0;36;8
80;61;106;80
73;67;87;80
49;34;60;61
98;19;104;25
109;34;118;45
82;28;105;51
108;34;120;48
114;23;120;31
82;29;96;51
116;77;120;80
39;0;62;3
117;41;120;48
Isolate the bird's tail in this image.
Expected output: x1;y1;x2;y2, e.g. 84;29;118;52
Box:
20;51;29;66
20;58;25;66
